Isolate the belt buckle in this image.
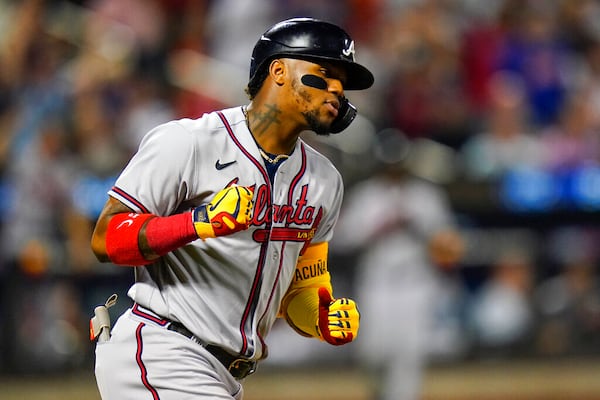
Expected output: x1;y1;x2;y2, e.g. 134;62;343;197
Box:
228;358;256;379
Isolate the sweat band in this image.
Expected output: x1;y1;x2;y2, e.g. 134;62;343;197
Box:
106;212;199;266
144;212;198;256
105;213;154;266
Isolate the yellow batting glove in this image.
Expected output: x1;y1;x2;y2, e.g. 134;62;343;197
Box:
317;287;360;345
192;186;253;239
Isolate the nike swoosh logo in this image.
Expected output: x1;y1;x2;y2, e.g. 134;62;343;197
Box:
215;159;237;170
116;220;134;229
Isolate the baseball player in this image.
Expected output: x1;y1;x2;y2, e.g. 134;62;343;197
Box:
89;18;373;399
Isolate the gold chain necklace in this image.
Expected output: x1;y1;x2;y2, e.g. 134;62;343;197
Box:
258;148;290;164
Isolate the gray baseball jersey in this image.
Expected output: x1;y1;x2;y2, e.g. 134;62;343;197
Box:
107;106;343;360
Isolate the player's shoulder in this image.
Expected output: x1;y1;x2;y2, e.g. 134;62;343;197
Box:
300;139;343;182
174;106;245;132
300;139;336;167
141;107;243;144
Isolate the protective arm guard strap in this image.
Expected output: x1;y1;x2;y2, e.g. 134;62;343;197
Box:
280;242;332;338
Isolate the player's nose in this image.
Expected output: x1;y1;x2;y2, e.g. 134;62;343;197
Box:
327;78;344;97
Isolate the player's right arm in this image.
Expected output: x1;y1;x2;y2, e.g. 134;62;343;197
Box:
90;185;254;266
91;197;135;263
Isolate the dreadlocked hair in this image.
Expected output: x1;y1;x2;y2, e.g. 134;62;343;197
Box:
245;67;270;100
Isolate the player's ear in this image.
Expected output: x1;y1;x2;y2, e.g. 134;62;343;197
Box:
269;59;286;86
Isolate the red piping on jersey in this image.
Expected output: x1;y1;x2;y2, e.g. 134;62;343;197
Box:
135;323;161;400
111;186;150;214
285;145;322;253
255;145;309;351
257;241;287;351
216;110;271;184
287;145;307;210
300;207;322;254
132;304;169;326
217;110;272;356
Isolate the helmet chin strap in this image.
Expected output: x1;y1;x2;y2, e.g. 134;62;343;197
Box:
300;74;357;134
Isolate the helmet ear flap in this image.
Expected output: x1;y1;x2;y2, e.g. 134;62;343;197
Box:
329;97;357;134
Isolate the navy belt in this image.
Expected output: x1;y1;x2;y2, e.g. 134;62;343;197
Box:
131;304;256;379
166;321;256;379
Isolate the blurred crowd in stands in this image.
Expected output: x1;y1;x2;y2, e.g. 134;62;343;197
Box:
1;0;600;382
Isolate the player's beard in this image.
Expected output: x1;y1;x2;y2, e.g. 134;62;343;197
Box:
293;78;331;136
303;110;331;136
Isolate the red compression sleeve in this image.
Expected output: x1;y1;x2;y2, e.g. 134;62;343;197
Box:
144;212;197;256
105;212;198;266
105;213;154;266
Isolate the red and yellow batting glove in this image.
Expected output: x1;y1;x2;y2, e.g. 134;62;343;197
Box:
192;185;254;239
317;287;360;345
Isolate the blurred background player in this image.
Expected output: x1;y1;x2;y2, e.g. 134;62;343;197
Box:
332;129;465;400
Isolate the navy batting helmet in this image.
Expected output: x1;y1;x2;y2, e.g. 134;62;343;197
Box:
249;17;374;91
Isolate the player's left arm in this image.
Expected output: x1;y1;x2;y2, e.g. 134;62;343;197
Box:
279;242;360;345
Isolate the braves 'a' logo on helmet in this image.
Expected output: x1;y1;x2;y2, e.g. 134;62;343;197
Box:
342;40;355;60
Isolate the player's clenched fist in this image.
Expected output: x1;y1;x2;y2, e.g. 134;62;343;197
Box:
317;287;359;345
192;186;254;239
